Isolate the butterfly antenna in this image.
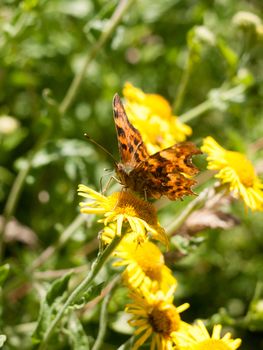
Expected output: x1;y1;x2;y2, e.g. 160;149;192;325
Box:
84;133;118;164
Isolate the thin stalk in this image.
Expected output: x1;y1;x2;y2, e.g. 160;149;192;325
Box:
117;337;135;350
244;281;263;323
30;214;85;271
179;99;214;123
173;55;193;113
1;128;51;261
166;189;210;236
59;0;135;115
4;215;87;295
92;276;120;350
179;84;246;123
0;163;30;260
34;265;88;280
38;235;122;350
3;161;31;221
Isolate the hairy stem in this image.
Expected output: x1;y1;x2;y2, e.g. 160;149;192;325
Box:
30;214;86;271
38;235;122;350
166;188;210;235
173;55;193;114
92;276;120;350
59;0;135;115
179;99;214;123
179;84;246;123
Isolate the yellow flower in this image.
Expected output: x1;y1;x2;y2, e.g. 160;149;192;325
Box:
113;232;177;293
123;82;192;154
175;320;242;350
78;185;168;246
126;288;190;350
201;136;263;211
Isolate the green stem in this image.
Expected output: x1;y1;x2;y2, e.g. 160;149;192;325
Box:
30;214;86;271
244;281;263;323
92;276;120;350
1;128;51;261
117;337;135;350
38;235;122;350
4;215;87;295
179;84;246;123
3;161;31;220
179;99;214;123
0;161;31;260
173;55;193;114
166;188;210;236
59;0;135;115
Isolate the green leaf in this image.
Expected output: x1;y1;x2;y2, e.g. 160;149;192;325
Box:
32;272;72;345
65;313;90;350
21;0;39;11
2;128;28;151
171;235;205;254
217;38;238;69
30;139;97;168
71;282;105;309
0;264;10;287
46;272;72;306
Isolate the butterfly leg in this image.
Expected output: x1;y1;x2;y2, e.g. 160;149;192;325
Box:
100;175;112;194
99;169;114;194
101;174;122;194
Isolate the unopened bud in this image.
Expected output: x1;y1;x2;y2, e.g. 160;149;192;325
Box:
232;11;261;29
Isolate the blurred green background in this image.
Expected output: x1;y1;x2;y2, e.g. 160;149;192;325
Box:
0;0;262;349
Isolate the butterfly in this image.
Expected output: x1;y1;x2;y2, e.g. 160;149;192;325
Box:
112;94;201;200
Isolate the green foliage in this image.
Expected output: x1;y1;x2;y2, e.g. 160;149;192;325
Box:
64;313;91;350
0;264;10;286
32;272;72;345
0;0;262;349
72;282;105;310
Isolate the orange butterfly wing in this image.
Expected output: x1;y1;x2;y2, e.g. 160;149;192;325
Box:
113;94;148;167
131;143;201;199
112;94;201;200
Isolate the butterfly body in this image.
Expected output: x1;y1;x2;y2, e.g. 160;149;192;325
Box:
116;162;159;198
113;94;201;200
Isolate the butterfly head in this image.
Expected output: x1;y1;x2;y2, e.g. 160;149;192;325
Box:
116;162;134;176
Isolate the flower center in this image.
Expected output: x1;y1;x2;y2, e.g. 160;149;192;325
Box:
193;339;232;350
144;265;162;281
109;191;158;225
225;151;256;187
149;303;180;336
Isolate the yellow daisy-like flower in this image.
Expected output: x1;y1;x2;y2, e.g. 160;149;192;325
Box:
113;232;177;294
201;136;263;211
126;288;190;350
175;320;242;350
78;185;168;246
123;82;192;154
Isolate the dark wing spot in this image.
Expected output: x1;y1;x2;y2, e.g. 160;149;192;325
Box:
116;126;125;137
121;143;128;151
155;166;163;175
129;144;134;153
134;138;140;146
134;153;141;162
